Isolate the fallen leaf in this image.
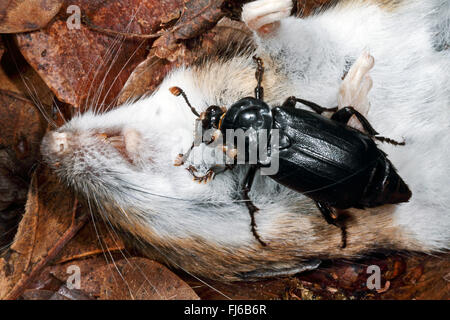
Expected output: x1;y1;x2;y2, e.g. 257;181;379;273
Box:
117;17;251;103
45;256;200;300
117;55;176;104
0;39;57;254
0;38;4;58
0;90;47;171
0;0;63;33
152;0;227;61
0;170;81;300
0;37;55;108
54;217;126;265
16;0;184;111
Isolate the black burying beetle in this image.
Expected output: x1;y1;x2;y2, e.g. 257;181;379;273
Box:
170;56;412;248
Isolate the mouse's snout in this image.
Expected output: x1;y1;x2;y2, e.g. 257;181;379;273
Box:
40;130;74;165
43;131;71;156
40;127;148;172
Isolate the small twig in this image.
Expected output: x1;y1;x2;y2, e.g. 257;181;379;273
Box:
81;15;164;39
5;199;88;300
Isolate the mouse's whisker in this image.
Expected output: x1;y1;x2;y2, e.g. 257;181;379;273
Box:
92;194;166;299
97;9;146;114
82;20;127;116
87;195;137;299
88;35;123;115
89;5;143;116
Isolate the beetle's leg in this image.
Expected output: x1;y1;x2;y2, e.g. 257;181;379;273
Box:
186;163;235;183
242;165;267;246
331;107;405;145
186;166;216;183
222;145;238;160
281;96;338;114
332;107;378;134
205;129;222;146
315;201;347;249
253;56;265;100
371;135;406;146
174;142;195;166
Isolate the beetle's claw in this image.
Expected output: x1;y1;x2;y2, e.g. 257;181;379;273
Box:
174;153;185;166
188;166;215;184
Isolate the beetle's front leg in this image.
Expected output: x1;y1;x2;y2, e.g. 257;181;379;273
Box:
186;166;216;183
242;165;267;246
331;107;405;146
253;56;264;100
174;142;194;166
281;96;338;114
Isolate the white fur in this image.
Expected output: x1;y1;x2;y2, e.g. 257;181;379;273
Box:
42;0;450;263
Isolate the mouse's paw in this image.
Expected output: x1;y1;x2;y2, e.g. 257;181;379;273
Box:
338;51;374;130
242;0;293;35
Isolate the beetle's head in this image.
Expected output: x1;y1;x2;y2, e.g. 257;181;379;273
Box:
169;86;227;131
200;105;226;130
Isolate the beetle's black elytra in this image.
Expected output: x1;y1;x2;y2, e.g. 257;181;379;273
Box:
170;56;412;248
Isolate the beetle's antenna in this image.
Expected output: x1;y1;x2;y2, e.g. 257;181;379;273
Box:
253;56;264;101
169;86;200;117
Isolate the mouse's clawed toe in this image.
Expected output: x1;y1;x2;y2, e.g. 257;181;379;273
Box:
242;0;293;35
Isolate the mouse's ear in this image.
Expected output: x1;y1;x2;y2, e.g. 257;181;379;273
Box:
169;87;200;117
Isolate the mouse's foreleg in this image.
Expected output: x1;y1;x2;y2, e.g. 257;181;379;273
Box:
242;0;293;36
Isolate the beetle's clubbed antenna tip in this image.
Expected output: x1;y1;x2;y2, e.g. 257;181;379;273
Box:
169;86;182;96
169;86;201;117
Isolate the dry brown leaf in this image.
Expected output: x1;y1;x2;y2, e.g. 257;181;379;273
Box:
0;170;77;299
0;0;63;33
117;17;251;103
117;55;176;104
42;256;200;300
0;168;133;299
15;0;184;111
1;41;55;104
0;38;4;58
152;0;227;61
0;90;47;171
0;40;51;254
54;217;126;265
